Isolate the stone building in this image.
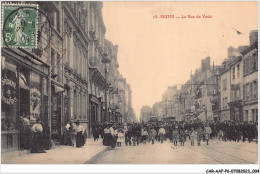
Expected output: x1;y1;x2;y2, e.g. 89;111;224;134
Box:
1;2;136;155
140;106;153;122
242;30;258;122
1;1;58;151
62;1;90;137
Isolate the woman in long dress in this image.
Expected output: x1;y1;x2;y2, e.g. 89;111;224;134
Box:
31;118;46;153
103;124;111;146
76;121;85;148
61;121;72;145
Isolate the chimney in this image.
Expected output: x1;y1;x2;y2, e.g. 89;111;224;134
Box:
238;45;248;53
249;30;258;45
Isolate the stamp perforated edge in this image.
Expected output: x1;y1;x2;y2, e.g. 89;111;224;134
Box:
1;3;39;49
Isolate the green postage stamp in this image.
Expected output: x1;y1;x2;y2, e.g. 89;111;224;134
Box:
2;3;38;48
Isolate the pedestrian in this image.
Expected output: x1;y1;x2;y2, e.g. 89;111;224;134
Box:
242;121;248;142
196;126;203;146
19;114;31;150
234;122;242;142
75;120;85;148
141;128;148;144
172;126;179;147
125;125;132;146
132;124;139;146
204;124;212;145
31;118;46;153
158;126;166;144
190;127;197;146
110;125;117;149
179;128;186;146
103;124;111;146
117;129;124;147
61;120;72;145
93;124;100;141
149;126;157;144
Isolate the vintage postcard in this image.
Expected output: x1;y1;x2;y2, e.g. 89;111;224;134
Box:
1;1;259;173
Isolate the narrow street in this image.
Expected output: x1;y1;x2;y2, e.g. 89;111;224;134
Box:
90;140;258;164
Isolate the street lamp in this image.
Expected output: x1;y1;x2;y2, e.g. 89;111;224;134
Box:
102;53;111;122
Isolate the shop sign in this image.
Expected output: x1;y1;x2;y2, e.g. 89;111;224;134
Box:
1;78;17;105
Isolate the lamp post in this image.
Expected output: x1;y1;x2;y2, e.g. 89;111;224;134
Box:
102;55;111;122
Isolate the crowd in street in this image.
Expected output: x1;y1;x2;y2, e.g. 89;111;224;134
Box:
91;120;258;149
19;114;258;153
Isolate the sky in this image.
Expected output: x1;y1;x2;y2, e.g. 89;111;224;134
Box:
102;1;258;120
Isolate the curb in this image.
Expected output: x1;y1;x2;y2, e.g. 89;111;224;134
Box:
84;146;110;164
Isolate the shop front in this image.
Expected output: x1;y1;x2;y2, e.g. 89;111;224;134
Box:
228;100;243;122
89;94;101;136
1;53;49;152
50;82;64;141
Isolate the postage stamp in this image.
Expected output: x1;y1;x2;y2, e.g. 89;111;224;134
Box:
2;3;38;48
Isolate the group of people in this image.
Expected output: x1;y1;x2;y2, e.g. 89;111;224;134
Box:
61;120;87;148
91;120;258;148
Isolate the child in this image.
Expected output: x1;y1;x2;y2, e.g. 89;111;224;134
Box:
117;129;124;147
190;127;197;146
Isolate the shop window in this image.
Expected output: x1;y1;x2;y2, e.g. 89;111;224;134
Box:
1;57;18;132
30;72;42;122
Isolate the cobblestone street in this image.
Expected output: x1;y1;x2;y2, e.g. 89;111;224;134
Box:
91;139;258;164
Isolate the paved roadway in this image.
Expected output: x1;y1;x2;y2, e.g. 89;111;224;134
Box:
91;139;258;164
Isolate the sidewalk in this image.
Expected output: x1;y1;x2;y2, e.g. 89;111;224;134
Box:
2;138;109;164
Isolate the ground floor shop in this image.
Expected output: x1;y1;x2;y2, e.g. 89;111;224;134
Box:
228;100;243;122
1;50;49;152
243;102;258;122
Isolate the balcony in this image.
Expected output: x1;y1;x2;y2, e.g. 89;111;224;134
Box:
89;57;105;76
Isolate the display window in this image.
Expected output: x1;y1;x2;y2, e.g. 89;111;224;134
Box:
1;56;18;131
30;72;42;122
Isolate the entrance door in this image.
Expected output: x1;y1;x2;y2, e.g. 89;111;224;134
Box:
20;88;30;117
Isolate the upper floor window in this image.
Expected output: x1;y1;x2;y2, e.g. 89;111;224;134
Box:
232;67;235;80
237;64;240;78
222;79;227;91
56;11;61;33
253;80;258;99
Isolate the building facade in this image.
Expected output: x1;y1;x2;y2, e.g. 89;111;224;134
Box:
242;31;258;122
1;2;136;154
